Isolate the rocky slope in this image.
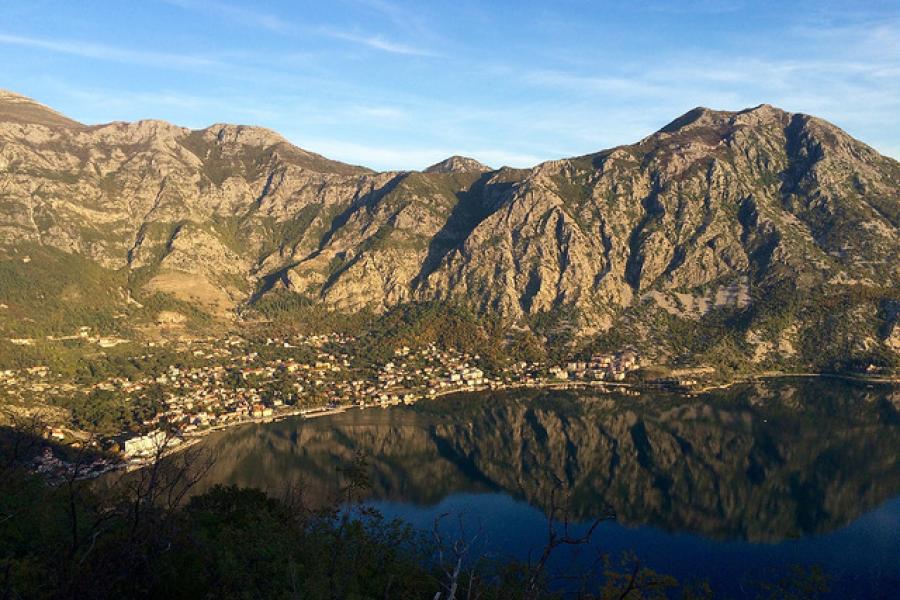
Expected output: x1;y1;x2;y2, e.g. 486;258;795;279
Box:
0;90;898;372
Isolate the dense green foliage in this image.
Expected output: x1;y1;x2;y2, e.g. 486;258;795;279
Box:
0;246;124;336
348;301;509;368
50;387;162;436
249;294;551;370
248;289;374;335
0;338;210;383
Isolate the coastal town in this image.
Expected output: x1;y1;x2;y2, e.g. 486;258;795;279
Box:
1;331;644;480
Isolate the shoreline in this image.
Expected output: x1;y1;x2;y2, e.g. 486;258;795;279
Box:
120;379;627;469
121;370;898;470
691;370;900;394
122;405;351;470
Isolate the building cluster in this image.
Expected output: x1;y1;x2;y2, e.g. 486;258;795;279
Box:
563;351;640;382
375;345;487;395
9;326;129;348
105;340;525;460
116;429;176;458
1;366;64;404
3;332;645;469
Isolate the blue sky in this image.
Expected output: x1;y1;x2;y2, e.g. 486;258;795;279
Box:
1;0;897;170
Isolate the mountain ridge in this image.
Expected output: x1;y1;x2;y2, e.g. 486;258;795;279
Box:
0;90;898;376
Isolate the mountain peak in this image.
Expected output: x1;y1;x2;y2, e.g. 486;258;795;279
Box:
0;89;83;129
201;123;291;147
658;106;722;134
424;155;492;174
659;104;792;136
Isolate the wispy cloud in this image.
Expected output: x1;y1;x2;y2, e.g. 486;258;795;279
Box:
318;27;435;56
512;7;900;155
291;137;542;171
637;0;746;15
3;1;897;167
351;104;407;120
0;32;218;69
521;70;664;98
287;138;446;171
350;0;410;26
347;0;433;38
163;0;436;57
465;148;545;169
161;0;293;33
43;81;280;126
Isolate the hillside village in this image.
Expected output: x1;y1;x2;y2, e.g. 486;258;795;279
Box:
1;331;644;479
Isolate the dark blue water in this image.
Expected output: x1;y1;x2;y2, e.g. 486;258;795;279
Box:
373;493;900;598
196;378;900;597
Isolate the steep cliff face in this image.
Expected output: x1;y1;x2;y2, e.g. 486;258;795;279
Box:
0;91;379;316
0;91;898;369
417;107;899;328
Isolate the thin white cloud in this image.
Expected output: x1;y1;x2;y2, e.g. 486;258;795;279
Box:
0;32;218;69
347;0;433;39
318;27;435;56
42;81;280;127
163;0;436;57
289;138;444;171
6;2;897;167
464;149;545;169
511;10;900;160
351;105;407;120
521;70;664;98
290;137;542;171
637;0;746;14
351;0;410;26
161;0;293;33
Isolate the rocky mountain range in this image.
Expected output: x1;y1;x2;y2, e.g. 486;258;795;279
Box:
0;89;898;373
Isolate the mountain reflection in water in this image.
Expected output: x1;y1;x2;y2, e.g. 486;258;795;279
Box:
193;378;900;543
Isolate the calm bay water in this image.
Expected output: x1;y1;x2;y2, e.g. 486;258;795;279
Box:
194;379;900;598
